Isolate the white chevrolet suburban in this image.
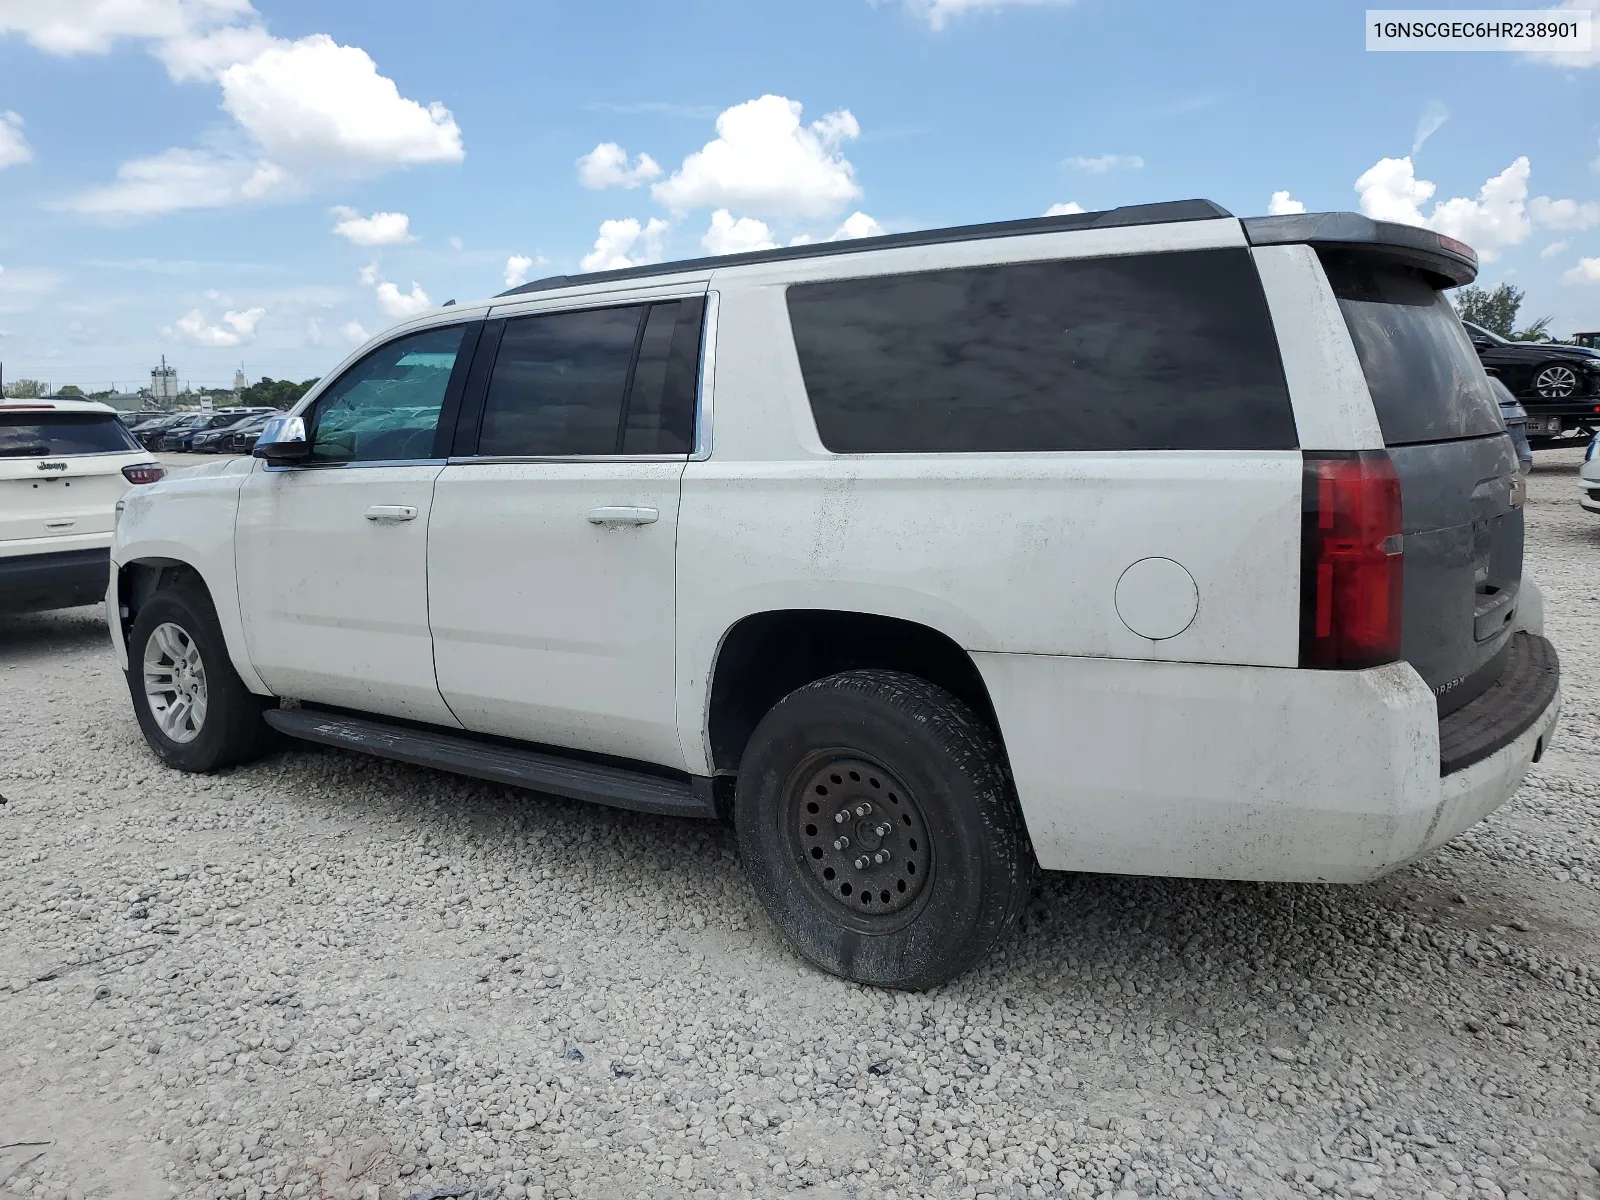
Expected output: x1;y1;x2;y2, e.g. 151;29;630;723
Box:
2;398;164;613
108;201;1562;988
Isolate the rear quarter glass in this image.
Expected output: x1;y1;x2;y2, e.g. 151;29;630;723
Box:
785;247;1297;454
1319;252;1503;448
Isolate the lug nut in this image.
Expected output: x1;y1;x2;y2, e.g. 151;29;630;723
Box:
875;822;891;837
855;803;872;818
834;836;850;851
873;850;890;864
834;810;849;824
854;856;870;870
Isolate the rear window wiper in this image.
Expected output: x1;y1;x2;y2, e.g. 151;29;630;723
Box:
0;444;52;457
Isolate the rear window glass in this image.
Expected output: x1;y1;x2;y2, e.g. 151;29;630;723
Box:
0;412;140;456
1321;253;1503;447
785;249;1297;454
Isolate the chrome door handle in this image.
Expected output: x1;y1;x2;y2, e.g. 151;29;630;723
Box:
587;506;658;526
365;505;418;522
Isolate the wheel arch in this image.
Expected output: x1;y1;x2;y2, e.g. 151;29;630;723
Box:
114;554;271;696
703;608;1006;775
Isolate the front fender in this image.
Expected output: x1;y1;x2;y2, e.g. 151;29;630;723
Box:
111;458;269;695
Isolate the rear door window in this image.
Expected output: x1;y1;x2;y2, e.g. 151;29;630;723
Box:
473;298;703;457
0;412;141;456
1320;253;1503;447
785;248;1297;454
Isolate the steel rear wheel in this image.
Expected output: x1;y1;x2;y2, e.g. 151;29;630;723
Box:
737;669;1033;990
786;754;933;925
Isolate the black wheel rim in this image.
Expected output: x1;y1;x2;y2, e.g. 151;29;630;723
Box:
783;752;933;924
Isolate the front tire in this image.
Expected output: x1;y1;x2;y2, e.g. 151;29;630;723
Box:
126;584;276;772
735;670;1033;989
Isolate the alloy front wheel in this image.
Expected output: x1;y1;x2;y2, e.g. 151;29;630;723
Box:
142;621;209;743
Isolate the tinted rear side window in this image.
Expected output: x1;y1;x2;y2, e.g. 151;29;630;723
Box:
786;249;1296;454
0;413;140;456
1321;253;1503;447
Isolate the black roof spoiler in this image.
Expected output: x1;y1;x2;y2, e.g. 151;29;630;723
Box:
497;199;1235;297
1242;212;1478;288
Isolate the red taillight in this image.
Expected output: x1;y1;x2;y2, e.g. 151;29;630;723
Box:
1300;453;1404;669
121;463;166;485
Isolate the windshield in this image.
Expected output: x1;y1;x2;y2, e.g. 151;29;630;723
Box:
1462;320;1508;346
0;412;142;457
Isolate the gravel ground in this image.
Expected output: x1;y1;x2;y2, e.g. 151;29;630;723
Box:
2;452;1597;1200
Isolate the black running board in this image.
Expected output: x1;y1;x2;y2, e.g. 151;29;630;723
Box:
263;708;716;819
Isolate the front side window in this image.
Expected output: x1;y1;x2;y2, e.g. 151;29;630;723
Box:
307;325;471;463
474;298;703;457
786;249;1297;454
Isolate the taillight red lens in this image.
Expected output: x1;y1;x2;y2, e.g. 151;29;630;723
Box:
1300;452;1404;669
121;463;166;485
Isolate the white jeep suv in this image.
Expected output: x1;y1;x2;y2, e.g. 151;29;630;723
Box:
2;398;164;613
109;202;1561;988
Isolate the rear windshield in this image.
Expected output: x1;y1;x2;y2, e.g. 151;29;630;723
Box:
1321;253;1503;447
0;412;141;456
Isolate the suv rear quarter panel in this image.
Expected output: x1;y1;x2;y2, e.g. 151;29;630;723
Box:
675;222;1305;776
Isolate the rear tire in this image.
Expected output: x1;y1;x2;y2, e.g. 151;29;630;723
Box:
126;583;276;772
735;669;1033;989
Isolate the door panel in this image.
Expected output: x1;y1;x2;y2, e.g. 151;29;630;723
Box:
235;464;460;724
428;462;686;766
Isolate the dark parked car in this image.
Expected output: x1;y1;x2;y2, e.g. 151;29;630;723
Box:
223;412;275;454
192;412;273;453
160;409;272;452
1464;321;1600;445
131;413;190;448
1488;376;1533;474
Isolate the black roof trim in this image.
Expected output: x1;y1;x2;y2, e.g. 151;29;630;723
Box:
495;199;1234;297
1242;212;1478;288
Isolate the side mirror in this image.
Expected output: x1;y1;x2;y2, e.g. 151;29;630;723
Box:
252;415;310;463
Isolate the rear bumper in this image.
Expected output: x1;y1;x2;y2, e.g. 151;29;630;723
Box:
0;547;111;613
976;634;1561;884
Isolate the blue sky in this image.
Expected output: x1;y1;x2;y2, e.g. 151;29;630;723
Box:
1;0;1597;392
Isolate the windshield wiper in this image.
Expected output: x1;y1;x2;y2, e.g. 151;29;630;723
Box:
0;445;52;457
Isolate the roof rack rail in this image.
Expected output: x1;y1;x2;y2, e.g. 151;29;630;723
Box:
496;199;1234;297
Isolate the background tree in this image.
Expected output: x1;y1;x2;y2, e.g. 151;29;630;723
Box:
2;379;47;398
1453;283;1556;341
240;376;321;409
54;384;84;397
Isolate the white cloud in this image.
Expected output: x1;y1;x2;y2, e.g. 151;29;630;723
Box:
901;0;1076;31
1522;0;1599;67
170;305;265;347
1354;156;1531;260
59;148;293;217
1267;190;1306;216
0;0;252;55
1043;201;1085;216
358;261;381;286
1412;100;1449;155
1065;153;1142;173
1529;196;1600;230
448;235;463;251
305;317;324;345
28;5;467;219
503;254;542;288
1564;257;1600;284
653;95;862;219
329;206;414;245
0;110;33;168
375;280;431;318
577;142;662;189
702;210;778;255
219;35;463;169
580;217;669;272
1541;239;1571;259
341;319;370;344
829;211;885;240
